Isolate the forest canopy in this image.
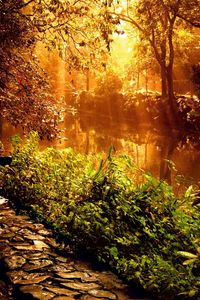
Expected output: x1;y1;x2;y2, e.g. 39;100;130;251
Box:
0;0;200;137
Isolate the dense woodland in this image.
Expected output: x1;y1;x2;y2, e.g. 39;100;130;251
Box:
1;1;200;299
1;0;200;135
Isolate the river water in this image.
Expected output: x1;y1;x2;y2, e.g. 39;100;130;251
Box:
55;110;200;187
1;110;200;188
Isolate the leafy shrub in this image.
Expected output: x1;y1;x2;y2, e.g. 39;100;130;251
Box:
1;132;200;300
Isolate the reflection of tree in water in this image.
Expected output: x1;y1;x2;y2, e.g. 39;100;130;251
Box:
2;109;200;185
159;134;179;184
63;111;200;185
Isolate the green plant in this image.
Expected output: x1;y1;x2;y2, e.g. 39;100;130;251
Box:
1;132;200;300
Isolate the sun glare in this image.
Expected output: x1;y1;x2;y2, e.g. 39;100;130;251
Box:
110;23;138;76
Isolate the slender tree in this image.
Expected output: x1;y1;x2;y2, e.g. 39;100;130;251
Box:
101;0;200;125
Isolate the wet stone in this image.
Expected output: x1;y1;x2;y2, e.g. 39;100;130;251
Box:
0;249;19;259
44;237;60;248
33;240;50;250
24;234;45;241
12;236;25;242
81;273;99;283
7;270;47;284
53;297;76;300
80;296;107;300
59;261;75;268
9;226;20;232
44;286;80;297
74;261;92;272
19;285;55;300
53;277;76;284
10;241;32;247
56;271;90;281
0;233;15;239
25;223;44;232
15;275;50;285
38;229;53;236
13;215;30;221
13;244;42;251
55;256;69;263
0;219;14;226
46;251;58;258
7;270;29;284
88;289;117;300
0;210;14;216
0;229;10;233
31;223;45;230
18;228;36;235
50;265;75;273
60;282;101;292
23;252;50;260
0;242;10;253
23;260;53;271
0;246;11;255
4;256;26;270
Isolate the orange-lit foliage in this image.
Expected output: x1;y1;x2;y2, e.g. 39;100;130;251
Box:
0;0;60;139
1;0;200;139
0;0;120;138
98;0;200;123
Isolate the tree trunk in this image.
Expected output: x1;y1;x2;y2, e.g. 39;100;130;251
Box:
86;68;90;91
161;65;167;97
160;41;167;97
166;65;180;127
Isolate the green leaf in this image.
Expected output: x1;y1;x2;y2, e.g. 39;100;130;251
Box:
183;258;197;265
109;246;118;259
177;251;197;259
184;185;194;198
188;289;198;297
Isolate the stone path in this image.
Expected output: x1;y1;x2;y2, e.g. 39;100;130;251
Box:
0;197;150;300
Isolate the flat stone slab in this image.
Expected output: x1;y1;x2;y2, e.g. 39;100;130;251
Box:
88;289;117;299
23;260;53;271
19;285;55;300
15;275;50;285
4;256;26;270
60;282;101;291
44;286;80;297
80;296;107;300
56;271;90;280
53;297;76;300
0;197;151;300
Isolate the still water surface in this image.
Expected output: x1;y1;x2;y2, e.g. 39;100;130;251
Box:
1;111;200;186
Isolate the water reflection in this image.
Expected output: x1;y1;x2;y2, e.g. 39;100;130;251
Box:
61;111;200;185
1;111;200;186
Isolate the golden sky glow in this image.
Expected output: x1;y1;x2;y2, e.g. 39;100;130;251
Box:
110;22;139;77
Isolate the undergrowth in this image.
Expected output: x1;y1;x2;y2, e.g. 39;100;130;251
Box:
1;132;200;300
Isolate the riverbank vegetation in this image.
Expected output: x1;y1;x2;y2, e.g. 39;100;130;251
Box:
1;132;200;300
77;85;200;134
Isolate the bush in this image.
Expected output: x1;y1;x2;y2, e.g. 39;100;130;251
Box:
1;132;200;300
